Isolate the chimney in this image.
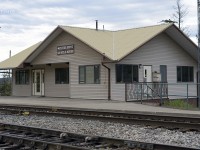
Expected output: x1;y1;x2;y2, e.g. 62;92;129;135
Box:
95;20;98;30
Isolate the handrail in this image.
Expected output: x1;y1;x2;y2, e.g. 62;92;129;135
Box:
145;83;161;99
125;82;168;101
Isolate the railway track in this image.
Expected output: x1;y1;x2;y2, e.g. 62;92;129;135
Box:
0;122;198;150
0;104;199;131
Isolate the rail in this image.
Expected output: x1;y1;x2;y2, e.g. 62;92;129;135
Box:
0;122;198;150
0;104;200;131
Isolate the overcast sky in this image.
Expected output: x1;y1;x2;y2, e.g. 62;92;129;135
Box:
0;0;197;62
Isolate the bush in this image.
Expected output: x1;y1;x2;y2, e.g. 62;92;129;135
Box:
164;99;194;109
0;80;11;96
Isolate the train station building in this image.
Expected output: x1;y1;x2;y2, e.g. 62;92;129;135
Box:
0;23;198;101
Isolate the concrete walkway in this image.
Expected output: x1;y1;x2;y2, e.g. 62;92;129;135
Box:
0;96;199;116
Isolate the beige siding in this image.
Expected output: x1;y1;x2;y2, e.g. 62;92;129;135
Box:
12;64;70;97
70;63;108;99
44;64;70;97
32;32;108;99
109;63;125;100
12;69;32;96
111;33;197;101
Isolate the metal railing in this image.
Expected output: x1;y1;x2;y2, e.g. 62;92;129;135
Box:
125;82;198;109
125;82;168;102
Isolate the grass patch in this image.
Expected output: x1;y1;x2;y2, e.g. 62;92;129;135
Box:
164;99;195;109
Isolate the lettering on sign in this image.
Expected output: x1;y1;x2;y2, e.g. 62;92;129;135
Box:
57;44;75;55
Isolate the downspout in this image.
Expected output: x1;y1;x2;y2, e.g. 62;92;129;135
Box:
101;62;111;100
102;31;115;100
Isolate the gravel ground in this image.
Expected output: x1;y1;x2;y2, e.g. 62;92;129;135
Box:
0;113;199;149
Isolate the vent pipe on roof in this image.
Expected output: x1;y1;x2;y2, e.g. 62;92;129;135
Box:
95;20;98;30
9;50;11;58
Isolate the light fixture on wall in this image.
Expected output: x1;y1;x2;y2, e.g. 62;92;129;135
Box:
139;64;142;69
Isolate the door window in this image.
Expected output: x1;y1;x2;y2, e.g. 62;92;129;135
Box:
36;72;40;92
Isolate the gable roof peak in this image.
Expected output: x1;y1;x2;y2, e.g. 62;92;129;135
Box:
59;23;173;33
58;23;173;60
59;25;113;32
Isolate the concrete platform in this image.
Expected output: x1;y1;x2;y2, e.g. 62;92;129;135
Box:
0;96;199;117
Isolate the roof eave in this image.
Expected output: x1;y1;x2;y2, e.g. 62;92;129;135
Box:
165;24;198;61
25;26;62;63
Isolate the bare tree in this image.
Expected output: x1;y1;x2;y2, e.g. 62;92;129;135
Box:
172;0;189;35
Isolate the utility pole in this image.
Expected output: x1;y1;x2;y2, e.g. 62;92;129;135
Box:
9;50;11;79
197;0;200;107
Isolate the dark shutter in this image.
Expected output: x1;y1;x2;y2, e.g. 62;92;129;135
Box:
160;65;167;82
116;64;123;83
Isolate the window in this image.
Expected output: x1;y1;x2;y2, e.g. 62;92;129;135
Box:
79;65;100;84
116;64;138;83
177;66;194;82
15;70;29;84
55;68;69;84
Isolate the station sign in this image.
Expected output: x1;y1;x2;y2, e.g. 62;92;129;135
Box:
57;44;75;55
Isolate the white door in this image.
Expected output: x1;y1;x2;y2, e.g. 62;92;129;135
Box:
143;66;152;98
32;69;44;96
143;66;152;82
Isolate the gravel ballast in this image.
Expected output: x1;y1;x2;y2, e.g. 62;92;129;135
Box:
0;113;199;149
